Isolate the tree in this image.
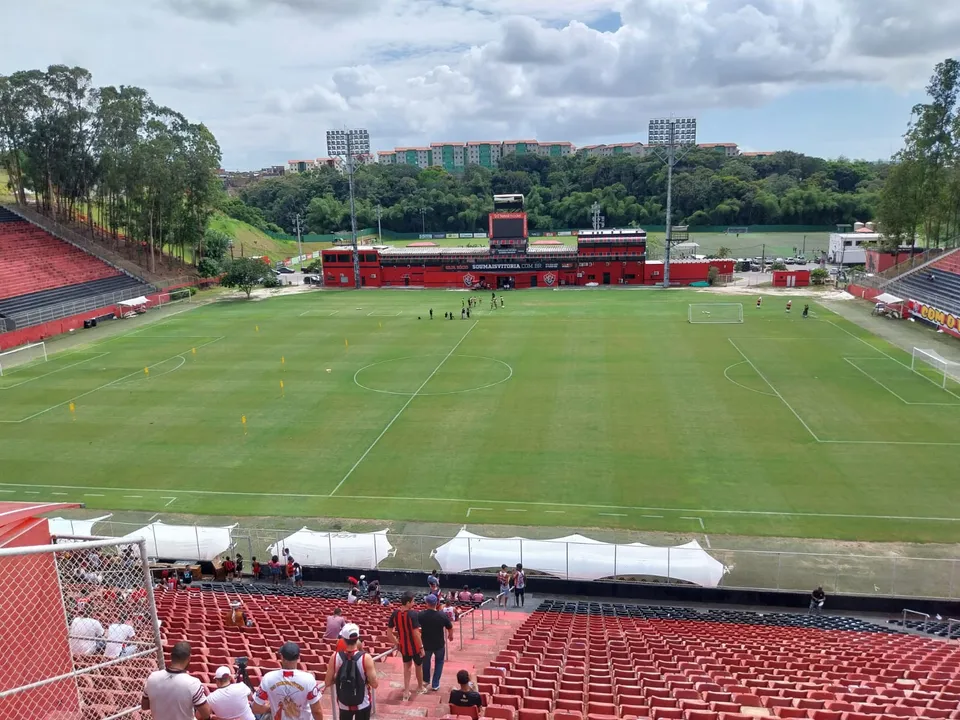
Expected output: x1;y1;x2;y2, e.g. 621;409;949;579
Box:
717;245;732;258
202;228;231;261
221;257;267;298
810;268;830;285
771;261;787;270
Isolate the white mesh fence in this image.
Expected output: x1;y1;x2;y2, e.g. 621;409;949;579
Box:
0;537;163;720
0;341;47;376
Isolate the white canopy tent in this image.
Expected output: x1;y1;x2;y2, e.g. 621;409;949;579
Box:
47;515;113;537
121;521;236;561
432;529;727;587
267;528;395;568
874;293;904;304
118;296;149;307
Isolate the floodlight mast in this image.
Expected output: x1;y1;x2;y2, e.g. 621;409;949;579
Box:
648;117;697;288
326;128;370;289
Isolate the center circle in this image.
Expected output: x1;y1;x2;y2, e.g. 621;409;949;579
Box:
354;355;513;396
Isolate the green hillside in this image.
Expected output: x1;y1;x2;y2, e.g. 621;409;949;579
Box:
208;214;331;262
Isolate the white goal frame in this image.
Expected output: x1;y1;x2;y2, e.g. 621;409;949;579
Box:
911;347;960;389
689;303;744;324
0;341;47;376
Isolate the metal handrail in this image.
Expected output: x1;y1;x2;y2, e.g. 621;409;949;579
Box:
903;608;930;633
946;618;960;642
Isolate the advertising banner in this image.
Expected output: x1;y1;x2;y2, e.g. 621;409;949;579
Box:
433;233;447;240
459;233;474;239
473;232;488;239
446;233;459;239
419;233;433;240
558;231;572;236
907;300;960;339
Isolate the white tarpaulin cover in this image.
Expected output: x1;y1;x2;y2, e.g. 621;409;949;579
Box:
875;293;904;304
432;528;727;587
122;521;236;561
118;296;149;307
48;515;113;537
268;528;394;568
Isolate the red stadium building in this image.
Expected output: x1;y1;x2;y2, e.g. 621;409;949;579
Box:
321;195;732;289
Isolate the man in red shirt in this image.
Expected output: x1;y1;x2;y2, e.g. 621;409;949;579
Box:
387;591;424;700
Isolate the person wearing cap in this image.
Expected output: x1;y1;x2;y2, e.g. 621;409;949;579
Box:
357;575;368;595
252;642;323;720
387;591;425;700
418;594;454;692
427;575;440;596
207;666;255;720
324;623;378;720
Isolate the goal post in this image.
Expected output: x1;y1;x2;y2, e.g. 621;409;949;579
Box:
689;303;744;324
0;341;47;376
911;347;960;389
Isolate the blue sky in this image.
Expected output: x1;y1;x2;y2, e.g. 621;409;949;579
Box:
0;0;954;169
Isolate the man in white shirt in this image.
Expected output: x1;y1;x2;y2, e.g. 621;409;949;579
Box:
104;617;136;658
208;666;255;720
142;641;211;720
69;614;105;655
253;642;323;720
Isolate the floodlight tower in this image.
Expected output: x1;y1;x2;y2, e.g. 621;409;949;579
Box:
326;128;370;289
590;201;605;231
648;117;697;288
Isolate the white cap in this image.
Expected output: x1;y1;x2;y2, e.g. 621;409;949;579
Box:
215;666;231;680
360;575;365;580
340;623;360;640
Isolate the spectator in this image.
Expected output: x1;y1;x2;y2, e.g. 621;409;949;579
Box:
366;579;381;604
293;562;303;587
69;610;105;655
427;575;440;597
471;589;484;604
387;591;425;700
358;575;368;596
810;586;826;614
142;641;210;719
438;596;457;624
268;556;281;585
207;666;254;720
457;586;472;603
223;556;236;581
496;565;510;608
511;564;526;608
235;554;244;579
419;594;454;692
347;587;360;604
252;557;261;582
325;623;378;720
325;608;347;640
252;642;323;720
104;615;136;658
286;556;296;585
449;670;484;709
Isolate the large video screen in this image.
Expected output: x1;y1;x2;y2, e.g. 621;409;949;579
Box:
492;217;525;239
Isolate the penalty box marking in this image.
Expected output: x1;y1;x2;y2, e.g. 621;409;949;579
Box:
299;309;340;317
0;352;110;390
7;482;960;523
843;357;960;407
367;310;402;317
0;337;223;424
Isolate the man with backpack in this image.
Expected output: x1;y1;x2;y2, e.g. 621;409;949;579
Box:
325;623;378;720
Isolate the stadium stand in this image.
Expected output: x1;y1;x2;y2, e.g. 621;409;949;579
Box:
888;618;960;640
0;207;154;327
889;249;960;316
473;600;960;720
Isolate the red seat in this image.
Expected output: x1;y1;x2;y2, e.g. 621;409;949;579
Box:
484;707;516;720
450;705;481;719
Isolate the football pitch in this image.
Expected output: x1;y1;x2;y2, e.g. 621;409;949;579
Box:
1;289;959;545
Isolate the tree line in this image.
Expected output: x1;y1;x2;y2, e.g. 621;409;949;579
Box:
878;59;960;250
238;147;885;237
0;65;222;273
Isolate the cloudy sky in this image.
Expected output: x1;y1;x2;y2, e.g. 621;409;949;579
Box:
3;1;958;169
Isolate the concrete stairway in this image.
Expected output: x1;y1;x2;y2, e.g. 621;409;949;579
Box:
372;609;528;720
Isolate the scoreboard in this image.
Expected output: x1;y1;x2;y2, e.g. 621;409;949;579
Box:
490;212;528;240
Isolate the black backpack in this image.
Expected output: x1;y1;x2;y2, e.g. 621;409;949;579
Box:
336;651;366;706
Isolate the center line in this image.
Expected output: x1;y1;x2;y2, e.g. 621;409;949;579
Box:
329;321;478;496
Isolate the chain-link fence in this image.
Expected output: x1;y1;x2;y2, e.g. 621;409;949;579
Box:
0;536;163;720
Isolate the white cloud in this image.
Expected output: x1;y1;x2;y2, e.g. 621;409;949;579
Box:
0;0;957;166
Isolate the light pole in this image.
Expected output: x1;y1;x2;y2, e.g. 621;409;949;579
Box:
376;204;383;242
420;207;427;234
648;117;697;288
293;213;304;269
590;201;605;231
326;128;370;289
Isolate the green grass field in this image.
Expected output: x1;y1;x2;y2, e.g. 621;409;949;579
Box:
2;289;959;544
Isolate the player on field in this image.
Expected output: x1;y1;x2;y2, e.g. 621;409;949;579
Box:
756;297;762;308
786;300;792;314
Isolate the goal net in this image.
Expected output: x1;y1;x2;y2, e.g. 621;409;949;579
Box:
689;303;744;324
0;341;47;376
911;347;960;389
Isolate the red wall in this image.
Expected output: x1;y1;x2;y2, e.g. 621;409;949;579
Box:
846;284;883;302
772;270;811;287
0;305;117;351
0;521;79;719
865;249;917;274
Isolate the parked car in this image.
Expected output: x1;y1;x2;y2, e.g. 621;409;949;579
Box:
276;266;296;274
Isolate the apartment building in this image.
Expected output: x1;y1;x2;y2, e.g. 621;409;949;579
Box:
740;151;775;158
502;140;538;157
431;142;468;171
698;143;740;157
537;142;574;158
